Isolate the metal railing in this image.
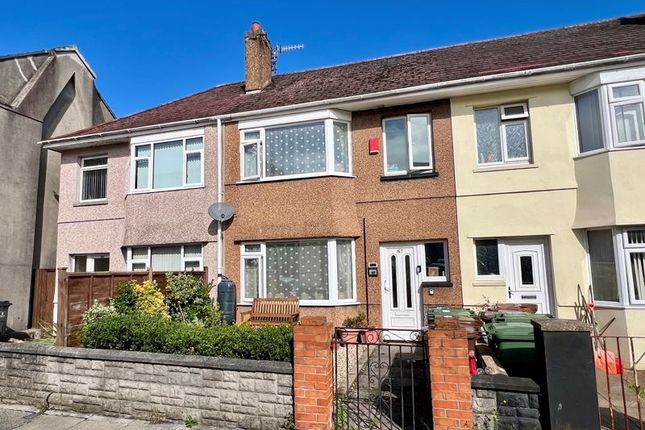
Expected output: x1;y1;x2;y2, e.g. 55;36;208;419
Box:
594;336;645;430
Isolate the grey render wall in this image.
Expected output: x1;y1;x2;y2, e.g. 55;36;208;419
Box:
0;343;293;429
0;49;114;329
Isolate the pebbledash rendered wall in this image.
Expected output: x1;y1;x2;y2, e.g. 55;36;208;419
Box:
0;343;293;429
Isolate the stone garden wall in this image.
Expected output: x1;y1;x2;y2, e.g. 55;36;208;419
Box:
0;343;293;429
472;374;541;430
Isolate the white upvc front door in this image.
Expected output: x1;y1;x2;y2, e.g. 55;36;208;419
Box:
503;239;552;314
380;244;423;337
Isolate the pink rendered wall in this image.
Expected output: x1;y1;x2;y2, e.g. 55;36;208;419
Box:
56;126;218;281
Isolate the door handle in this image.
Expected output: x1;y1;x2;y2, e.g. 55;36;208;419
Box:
508;289;512;299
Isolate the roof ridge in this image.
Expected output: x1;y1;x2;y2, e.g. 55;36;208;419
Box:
272;13;642;77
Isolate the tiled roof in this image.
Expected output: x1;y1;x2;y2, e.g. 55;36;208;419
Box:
59;14;645;139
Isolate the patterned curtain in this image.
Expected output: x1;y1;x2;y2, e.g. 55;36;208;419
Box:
265;122;326;177
630;253;645;300
266;241;329;300
475;108;502;163
336;241;353;299
333;122;349;173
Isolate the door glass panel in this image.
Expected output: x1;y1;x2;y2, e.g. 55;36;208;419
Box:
390;255;398;309
519;255;534;285
404;255;412;308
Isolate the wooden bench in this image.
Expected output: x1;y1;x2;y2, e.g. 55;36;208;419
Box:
240;297;300;325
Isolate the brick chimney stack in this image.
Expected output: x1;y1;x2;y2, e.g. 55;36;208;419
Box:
245;22;272;93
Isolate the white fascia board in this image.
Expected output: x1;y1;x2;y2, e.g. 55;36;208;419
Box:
238;109;351;130
130;127;205;145
570;65;645;94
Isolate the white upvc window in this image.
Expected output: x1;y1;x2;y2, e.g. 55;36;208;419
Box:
130;130;204;193
422;241;449;283
585;227;645;307
127;244;203;271
239;118;352;181
608;81;645;147
240;239;357;305
71;254;110;272
475;103;531;165
383;114;433;175
80;156;107;202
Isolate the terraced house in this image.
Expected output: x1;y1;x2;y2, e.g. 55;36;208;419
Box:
41;15;645;337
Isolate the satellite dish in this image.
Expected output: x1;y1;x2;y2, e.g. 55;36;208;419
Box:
209;202;235;222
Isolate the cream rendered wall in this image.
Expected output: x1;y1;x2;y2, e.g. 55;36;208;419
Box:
451;84;590;317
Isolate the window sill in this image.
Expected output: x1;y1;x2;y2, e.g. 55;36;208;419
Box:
236;173;355;185
128;185;205;196
421;281;453;288
473;163;537;173
380;171;438;181
74;200;108;207
238;301;361;307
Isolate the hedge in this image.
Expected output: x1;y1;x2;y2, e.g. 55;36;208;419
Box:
79;313;293;362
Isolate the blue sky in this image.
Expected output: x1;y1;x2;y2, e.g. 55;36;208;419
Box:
2;1;643;117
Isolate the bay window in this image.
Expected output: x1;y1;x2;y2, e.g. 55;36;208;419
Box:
383;114;433;175
240;117;351;181
609;82;645;146
241;239;356;304
131;132;203;192
585;227;645;306
475;103;530;165
80;156;107;201
128;244;203;271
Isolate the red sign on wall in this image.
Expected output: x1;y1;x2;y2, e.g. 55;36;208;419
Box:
369;137;379;154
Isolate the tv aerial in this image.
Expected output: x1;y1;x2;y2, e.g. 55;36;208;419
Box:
272;43;305;72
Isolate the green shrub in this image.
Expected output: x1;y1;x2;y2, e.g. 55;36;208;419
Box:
79;313;293;362
165;273;222;325
111;280;169;318
342;312;368;328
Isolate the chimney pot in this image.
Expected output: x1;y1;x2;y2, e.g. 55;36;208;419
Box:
245;22;272;93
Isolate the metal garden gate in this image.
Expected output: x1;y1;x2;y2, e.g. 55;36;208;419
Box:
333;327;431;429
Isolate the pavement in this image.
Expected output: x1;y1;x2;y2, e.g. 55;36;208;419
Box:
0;405;195;430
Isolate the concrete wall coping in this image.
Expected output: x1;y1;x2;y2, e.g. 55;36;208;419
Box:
0;343;293;375
471;374;541;393
532;319;592;332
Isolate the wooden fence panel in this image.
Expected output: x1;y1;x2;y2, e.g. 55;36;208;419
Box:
57;269;209;347
31;269;56;328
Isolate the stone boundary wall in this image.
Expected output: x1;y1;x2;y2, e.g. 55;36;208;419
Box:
0;343;293;429
472;374;541;430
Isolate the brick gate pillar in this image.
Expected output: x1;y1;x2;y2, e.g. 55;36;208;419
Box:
293;316;334;430
426;318;474;430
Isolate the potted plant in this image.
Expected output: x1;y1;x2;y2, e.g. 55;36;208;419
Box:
340;312;367;343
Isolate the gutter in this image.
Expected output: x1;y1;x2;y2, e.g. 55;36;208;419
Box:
40;52;645;149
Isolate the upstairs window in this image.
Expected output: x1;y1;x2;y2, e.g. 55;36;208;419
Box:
575;89;604;153
383;114;433;175
80;156;107;201
609;82;645;147
131;135;203;192
475;103;530;165
240;119;351;181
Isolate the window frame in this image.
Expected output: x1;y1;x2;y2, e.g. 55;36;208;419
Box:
239;239;357;306
129;132;205;194
126;244;204;271
382;113;434;176
573;88;607;156
621;229;645;305
474;103;531;167
420;240;449;283
608;82;645;147
79;155;108;202
70;253;110;272
239;119;353;182
474;239;505;281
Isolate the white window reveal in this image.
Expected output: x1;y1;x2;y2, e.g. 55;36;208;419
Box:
475;103;531;165
128;244;203;271
383;114;433;175
240;239;356;305
239;111;351;181
72;254;110;272
131;129;204;192
80;156;107;201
